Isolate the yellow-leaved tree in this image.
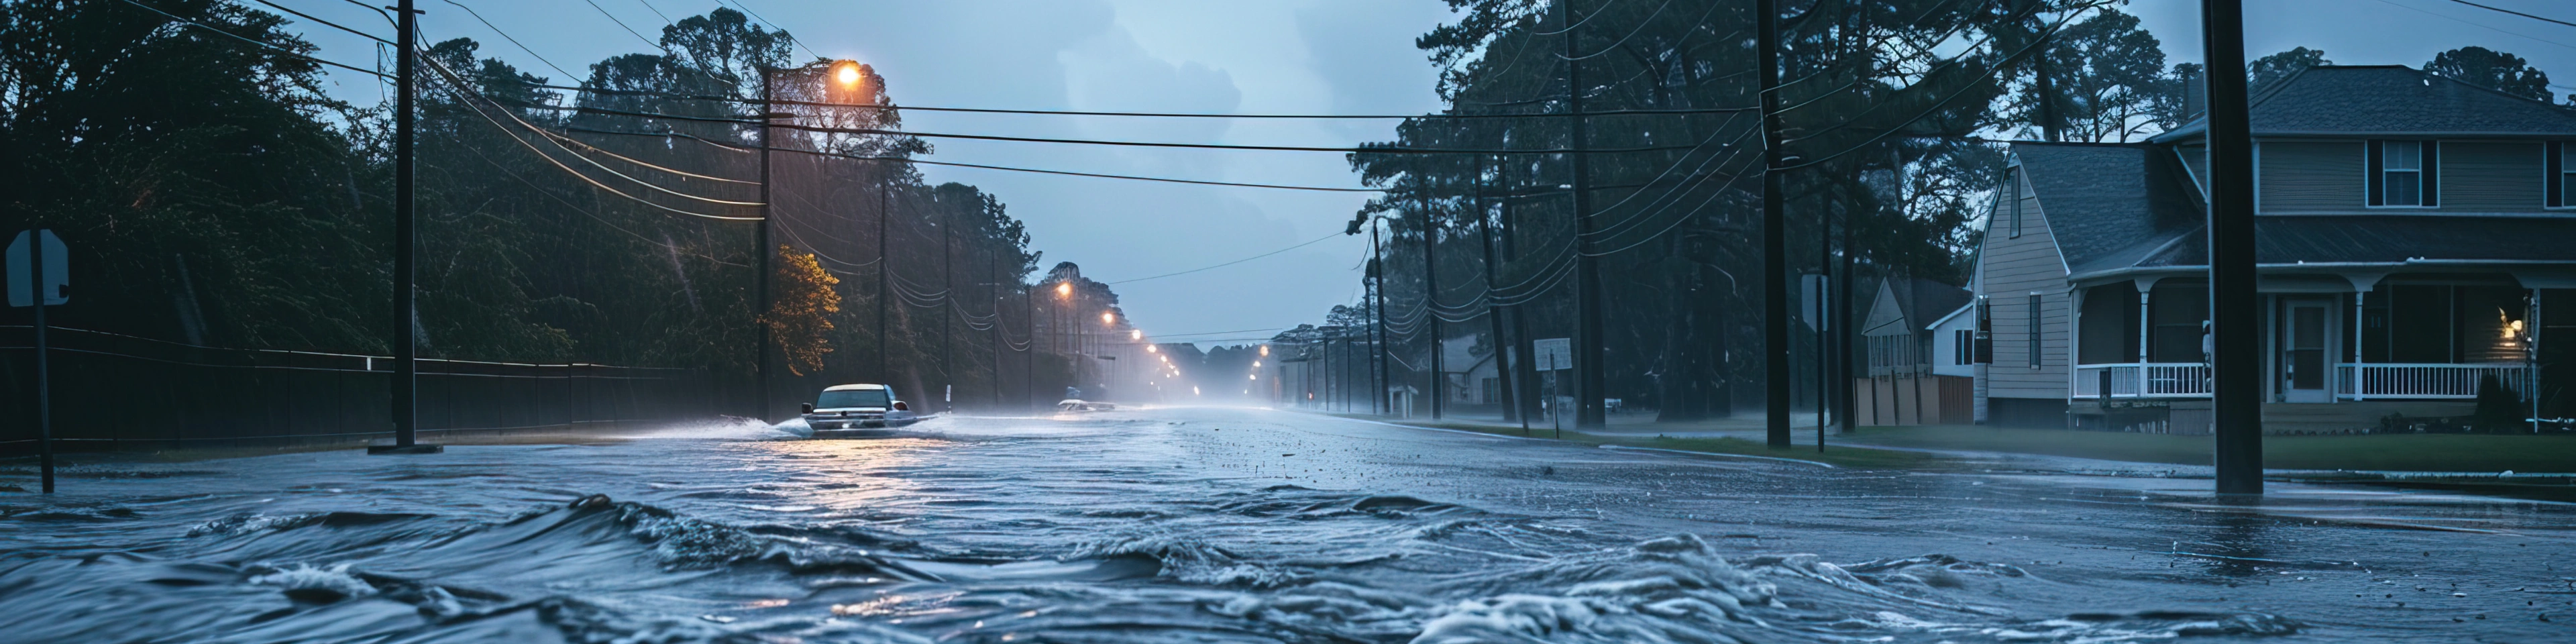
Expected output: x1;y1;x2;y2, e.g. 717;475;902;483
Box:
765;245;841;375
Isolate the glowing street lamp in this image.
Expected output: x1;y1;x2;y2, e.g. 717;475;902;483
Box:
1130;329;1142;340
1101;312;1116;325
1055;282;1072;298
832;60;865;88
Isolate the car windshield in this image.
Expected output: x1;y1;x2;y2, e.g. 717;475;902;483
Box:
814;389;891;409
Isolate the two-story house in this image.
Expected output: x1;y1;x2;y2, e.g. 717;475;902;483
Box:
1971;65;2574;433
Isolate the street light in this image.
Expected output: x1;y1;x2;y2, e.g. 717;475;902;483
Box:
1056;282;1072;298
833;60;864;88
1130;329;1142;340
1102;312;1116;325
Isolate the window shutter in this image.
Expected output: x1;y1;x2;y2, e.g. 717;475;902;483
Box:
2421;141;2439;207
2551;142;2565;208
2367;140;2385;207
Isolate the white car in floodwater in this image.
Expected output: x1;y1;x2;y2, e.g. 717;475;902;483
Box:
802;384;919;435
1057;399;1116;412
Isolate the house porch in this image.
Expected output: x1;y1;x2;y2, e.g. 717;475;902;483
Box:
2065;272;2567;429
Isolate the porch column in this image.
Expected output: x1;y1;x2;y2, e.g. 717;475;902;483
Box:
2353;290;2365;402
2532;288;2543;434
2137;290;2151;398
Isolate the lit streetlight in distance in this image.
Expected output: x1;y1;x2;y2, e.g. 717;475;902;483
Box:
1102;312;1116;325
1258;345;1269;356
1130;329;1142;340
1055;282;1072;298
833;60;864;88
1146;345;1157;353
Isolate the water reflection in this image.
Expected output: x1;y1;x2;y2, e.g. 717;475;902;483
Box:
0;409;2567;642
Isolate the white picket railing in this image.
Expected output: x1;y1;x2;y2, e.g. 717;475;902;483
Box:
2335;363;2531;400
2072;363;2212;398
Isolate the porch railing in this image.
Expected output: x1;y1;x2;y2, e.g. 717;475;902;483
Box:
2334;363;2531;400
2072;362;2212;399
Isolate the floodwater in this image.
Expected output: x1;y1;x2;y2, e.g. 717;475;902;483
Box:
3;407;2569;643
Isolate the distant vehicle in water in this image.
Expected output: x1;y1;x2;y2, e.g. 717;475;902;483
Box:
802;384;921;437
1056;399;1116;412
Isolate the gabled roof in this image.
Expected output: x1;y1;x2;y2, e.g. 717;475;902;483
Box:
2011;142;2204;275
1862;276;1970;337
2153;65;2576;142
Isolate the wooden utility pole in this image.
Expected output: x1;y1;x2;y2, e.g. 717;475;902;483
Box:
755;67;774;421
1560;0;1606;429
1476;155;1520;425
1760;0;1792;448
372;0;438;455
877;174;891;381
1418;161;1443;419
2202;0;2263;494
1371;221;1391;415
942;193;953;412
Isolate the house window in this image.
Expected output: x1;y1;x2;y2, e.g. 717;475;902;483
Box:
2027;294;2043;368
2006;167;2023;238
2368;140;2438;207
1953;329;1974;365
2548;142;2576;208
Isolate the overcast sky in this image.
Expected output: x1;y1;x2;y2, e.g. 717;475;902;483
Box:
285;0;2576;348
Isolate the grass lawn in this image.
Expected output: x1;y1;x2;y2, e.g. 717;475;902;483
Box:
1336;415;1939;469
1848;425;2576;473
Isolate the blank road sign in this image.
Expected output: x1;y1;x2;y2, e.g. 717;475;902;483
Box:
1532;337;1571;372
7;229;68;307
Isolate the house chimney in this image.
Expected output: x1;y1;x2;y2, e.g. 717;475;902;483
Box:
2184;67;2207;120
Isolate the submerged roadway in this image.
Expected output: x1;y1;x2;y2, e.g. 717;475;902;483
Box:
2;406;2569;643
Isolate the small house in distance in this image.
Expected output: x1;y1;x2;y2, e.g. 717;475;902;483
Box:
1968;65;2575;433
1856;276;1973;425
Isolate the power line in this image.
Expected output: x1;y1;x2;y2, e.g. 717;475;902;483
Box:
531;83;1758;118
116;0;391;78
561;126;1387;192
715;0;820;60
1104;232;1346;284
766;121;1705;155
441;0;580;82
242;0;390;44
2445;0;2576;29
576;0;664;50
422;58;762;221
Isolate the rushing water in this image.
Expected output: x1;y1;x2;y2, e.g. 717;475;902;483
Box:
3;407;2570;643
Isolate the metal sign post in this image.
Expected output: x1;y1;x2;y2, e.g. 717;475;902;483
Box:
10;229;69;493
1534;337;1571;437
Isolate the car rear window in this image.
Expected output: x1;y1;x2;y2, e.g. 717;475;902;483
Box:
816;389;891;409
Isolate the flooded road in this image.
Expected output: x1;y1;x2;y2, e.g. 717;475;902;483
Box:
3;407;2570;643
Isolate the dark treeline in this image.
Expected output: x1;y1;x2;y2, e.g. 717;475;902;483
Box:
1284;0;2571;421
1;2;1071;423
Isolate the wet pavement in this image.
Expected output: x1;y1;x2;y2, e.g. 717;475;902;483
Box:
3;406;2570;643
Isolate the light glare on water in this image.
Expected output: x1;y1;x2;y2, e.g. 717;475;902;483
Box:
1;407;2569;643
